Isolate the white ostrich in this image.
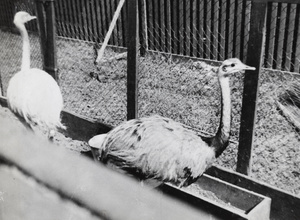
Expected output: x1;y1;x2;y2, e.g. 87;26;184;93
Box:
7;11;65;140
89;58;255;187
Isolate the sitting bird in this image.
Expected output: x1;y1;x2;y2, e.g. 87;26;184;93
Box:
89;58;255;187
6;11;65;140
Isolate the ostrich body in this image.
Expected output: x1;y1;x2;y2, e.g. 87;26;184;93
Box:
7;12;65;139
89;58;255;187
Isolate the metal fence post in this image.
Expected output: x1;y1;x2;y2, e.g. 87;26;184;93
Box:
35;0;58;82
236;1;267;175
127;0;139;120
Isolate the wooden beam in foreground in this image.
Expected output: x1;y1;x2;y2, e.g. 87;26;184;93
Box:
0;116;204;220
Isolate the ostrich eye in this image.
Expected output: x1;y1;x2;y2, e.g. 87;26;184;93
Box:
231;63;235;67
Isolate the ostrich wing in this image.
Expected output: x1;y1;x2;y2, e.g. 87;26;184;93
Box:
99;115;216;185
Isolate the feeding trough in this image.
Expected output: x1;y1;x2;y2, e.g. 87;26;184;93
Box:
157;174;271;220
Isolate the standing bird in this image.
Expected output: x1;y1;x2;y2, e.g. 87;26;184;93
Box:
6;11;65;140
89;58;255;187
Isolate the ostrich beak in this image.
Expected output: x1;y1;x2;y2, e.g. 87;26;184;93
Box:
243;64;256;71
30;16;37;21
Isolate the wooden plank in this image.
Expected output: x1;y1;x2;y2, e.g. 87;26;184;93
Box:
213;0;220;60
224;0;231;58
105;0;112;44
218;0;226;60
86;0;93;41
290;4;300;72
178;0;184;54
236;1;267;175
0;165;100;220
272;2;282;69
196;0;204;57
264;2;274;68
81;0;88;41
207;166;300;220
228;0;235;58
139;0;148;55
165;0;172;53
153;0;159;50
71;0;80;39
90;0;98;42
160;0;166;52
281;3;291;70
0;116;204;220
121;0;127;46
65;0;75;38
94;0;103;42
99;0;107;41
116;0;124;46
207;0;215;59
184;0;191;56
239;0;247;61
190;0;197;57
243;1;251;60
232;0;239;57
75;0;84;40
277;3;288;69
54;0;63;37
147;0;154;50
282;3;295;71
112;0;119;45
127;0;139;120
55;0;64;37
203;0;208;58
210;0;216;59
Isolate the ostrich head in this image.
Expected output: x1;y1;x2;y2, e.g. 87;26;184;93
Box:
14;11;36;27
218;58;256;77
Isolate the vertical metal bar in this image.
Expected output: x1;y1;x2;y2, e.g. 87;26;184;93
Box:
36;0;58;82
127;0;139;120
236;2;267;175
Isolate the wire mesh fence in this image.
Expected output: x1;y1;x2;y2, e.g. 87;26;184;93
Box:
1;0;300;196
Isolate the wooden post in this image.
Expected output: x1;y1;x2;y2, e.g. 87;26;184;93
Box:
139;0;148;56
36;0;58;82
127;0;139;120
236;1;267;175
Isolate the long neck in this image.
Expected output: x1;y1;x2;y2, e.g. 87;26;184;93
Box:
212;75;231;157
17;23;31;71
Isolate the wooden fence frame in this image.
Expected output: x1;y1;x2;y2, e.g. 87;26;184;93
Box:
34;0;300;175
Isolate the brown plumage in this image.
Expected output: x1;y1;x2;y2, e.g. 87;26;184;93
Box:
89;58;255;187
